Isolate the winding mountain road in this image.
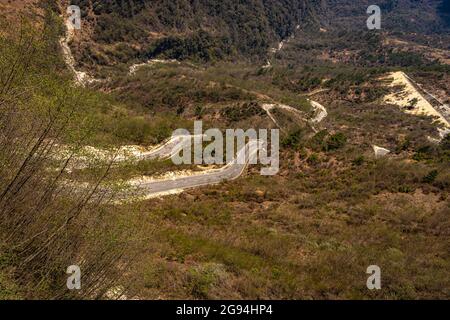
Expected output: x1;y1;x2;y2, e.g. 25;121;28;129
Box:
261;99;327;133
124;140;261;199
58;21;324;200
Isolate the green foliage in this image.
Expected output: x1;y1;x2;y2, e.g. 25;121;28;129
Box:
282;128;306;150
397;185;414;193
387;51;426;67
324;132;347;151
71;0;317;64
94;13;146;43
405;97;419;110
187;264;223;299
113;67;252;113
0;11;150;299
396;137;411;153
308;130;328;151
272;73;321;92
422;169;438;183
144;30;231;62
413;145;434;161
307;153;320;165
352;156;365;166
115;117;152;143
221;102;265;122
194;105;204;119
441;134;450;150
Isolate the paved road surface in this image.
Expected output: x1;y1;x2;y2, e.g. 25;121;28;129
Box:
126;140;260;199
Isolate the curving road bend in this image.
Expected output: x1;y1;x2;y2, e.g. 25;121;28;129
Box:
120;98;328;199
309;99;328;131
57;22;325;200
58;22;267;199
123;140;261;199
261;100;327;132
121;134;205;162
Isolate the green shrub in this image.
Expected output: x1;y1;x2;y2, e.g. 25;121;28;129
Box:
307;153;320;165
440;135;450;150
422;170;438;183
413;145;434;161
352;156;365;166
398;185;414;193
194;105;204;118
324;132;347;151
282;129;306;150
221;102;264;122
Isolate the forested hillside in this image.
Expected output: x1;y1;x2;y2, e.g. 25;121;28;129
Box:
323;0;450;33
69;0;321;65
67;0;450;68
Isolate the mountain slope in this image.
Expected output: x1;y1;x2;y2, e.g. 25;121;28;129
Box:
67;0;450;69
68;0;322;66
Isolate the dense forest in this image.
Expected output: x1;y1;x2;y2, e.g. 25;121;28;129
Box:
70;0;320;62
67;0;450;66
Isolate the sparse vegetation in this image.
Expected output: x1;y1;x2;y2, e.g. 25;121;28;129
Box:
0;0;449;301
